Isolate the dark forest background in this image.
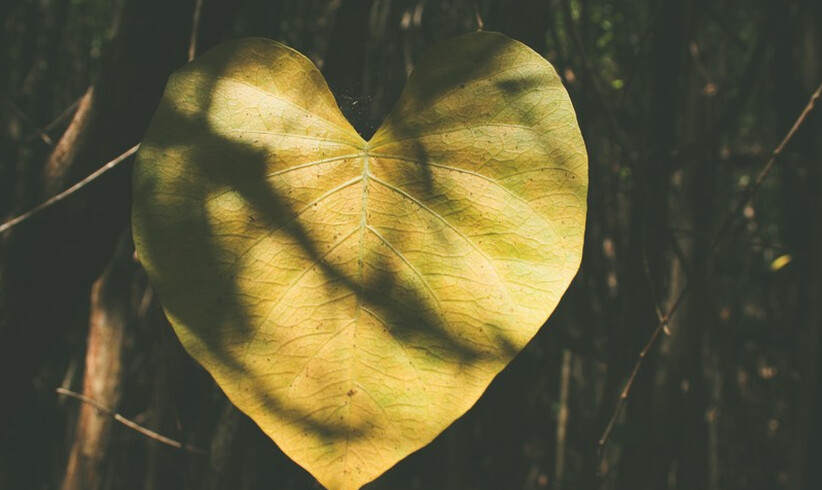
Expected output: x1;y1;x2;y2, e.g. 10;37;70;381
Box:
1;0;821;489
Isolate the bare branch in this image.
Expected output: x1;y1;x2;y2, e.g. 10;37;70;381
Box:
597;78;822;451
597;283;689;452
712;80;822;249
554;350;573;490
42;96;83;134
56;387;205;454
0;144;139;235
3;93;54;146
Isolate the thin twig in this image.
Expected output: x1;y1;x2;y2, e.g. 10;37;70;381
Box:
188;0;204;62
712;79;822;249
56;387;205;454
554;349;573;490
597;79;822;451
3;93;54;146
0;144;139;235
641;226;666;324
42;96;83;134
4;0;201;234
668;230;694;284
598;283;690;451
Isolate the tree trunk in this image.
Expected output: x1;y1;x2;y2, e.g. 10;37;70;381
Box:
614;1;694;489
779;1;822;489
0;0;242;487
61;233;134;490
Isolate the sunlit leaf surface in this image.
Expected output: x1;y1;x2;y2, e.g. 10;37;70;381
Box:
133;31;587;490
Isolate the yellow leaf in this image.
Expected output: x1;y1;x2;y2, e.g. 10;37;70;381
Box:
770;253;792;272
133;32;587;490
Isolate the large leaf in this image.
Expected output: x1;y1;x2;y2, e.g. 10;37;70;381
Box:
132;31;587;490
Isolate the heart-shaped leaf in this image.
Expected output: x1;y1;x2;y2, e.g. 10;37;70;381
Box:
133;31;587;490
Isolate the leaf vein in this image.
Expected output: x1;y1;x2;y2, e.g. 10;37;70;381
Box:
368;175;518;313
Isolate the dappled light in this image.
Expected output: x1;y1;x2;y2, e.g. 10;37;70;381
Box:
132;32;586;489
